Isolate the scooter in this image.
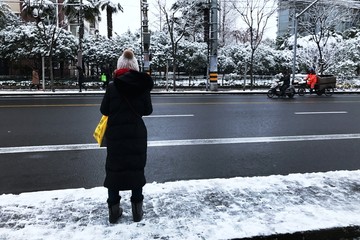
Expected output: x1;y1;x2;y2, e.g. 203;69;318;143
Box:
267;79;296;98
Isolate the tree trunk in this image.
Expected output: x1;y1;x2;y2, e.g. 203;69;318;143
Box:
48;35;55;91
107;7;113;39
316;42;324;74
49;56;54;91
172;59;176;91
250;50;255;90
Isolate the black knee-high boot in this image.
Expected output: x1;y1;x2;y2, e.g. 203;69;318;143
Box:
107;196;123;224
108;203;123;223
131;201;143;222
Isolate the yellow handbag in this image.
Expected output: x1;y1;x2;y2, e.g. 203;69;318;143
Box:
93;115;108;147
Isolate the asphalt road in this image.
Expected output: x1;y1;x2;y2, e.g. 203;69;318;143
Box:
1;94;360;194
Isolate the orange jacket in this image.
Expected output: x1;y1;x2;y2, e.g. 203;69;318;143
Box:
306;73;317;87
306;74;317;83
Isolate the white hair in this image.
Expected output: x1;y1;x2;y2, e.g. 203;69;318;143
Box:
117;49;139;71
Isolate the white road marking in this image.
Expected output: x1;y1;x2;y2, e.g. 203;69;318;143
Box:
1;133;360;154
295;111;348;115
145;114;194;118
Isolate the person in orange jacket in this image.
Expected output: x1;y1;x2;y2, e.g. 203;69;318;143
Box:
305;68;317;91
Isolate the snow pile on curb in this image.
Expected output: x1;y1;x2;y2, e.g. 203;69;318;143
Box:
0;170;359;240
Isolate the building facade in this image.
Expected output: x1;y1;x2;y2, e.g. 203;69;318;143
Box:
277;0;360;37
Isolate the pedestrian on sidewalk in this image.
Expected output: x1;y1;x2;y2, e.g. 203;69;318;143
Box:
30;68;40;90
100;72;107;89
77;66;87;92
100;49;153;224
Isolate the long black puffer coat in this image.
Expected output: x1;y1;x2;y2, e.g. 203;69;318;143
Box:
100;69;153;191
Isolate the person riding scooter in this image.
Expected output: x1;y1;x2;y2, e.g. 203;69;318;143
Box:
305;68;317;93
267;70;296;99
279;70;290;96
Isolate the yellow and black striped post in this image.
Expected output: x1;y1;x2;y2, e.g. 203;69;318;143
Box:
209;71;218;90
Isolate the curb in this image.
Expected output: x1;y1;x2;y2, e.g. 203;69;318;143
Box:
236;226;360;240
0;89;267;97
0;89;359;97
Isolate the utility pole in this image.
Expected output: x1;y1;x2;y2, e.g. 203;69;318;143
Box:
292;0;321;83
141;0;150;75
209;0;218;91
77;0;84;92
203;4;210;91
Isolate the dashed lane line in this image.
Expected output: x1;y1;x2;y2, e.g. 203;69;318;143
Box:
295;111;348;115
145;114;194;118
1;133;360;154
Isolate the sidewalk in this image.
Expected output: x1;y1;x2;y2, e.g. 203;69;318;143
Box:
0;170;359;240
0;88;268;96
0;87;359;96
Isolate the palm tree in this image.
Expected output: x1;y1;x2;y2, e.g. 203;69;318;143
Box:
63;0;101;91
97;0;123;38
1;2;19;28
0;1;9;19
63;0;101;31
21;0;56;24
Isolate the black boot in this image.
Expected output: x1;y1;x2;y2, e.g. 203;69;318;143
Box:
108;203;123;224
131;201;143;222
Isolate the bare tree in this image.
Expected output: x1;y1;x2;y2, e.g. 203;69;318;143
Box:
232;0;277;89
157;0;199;91
300;3;350;74
231;29;251;44
218;0;238;46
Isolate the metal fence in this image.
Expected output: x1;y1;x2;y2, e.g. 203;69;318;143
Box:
1;74;360;91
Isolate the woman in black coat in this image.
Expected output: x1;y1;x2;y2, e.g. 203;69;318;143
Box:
100;49;153;223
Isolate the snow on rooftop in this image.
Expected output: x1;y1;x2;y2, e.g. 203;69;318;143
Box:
0;170;359;240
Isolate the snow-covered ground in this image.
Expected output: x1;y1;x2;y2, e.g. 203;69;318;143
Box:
0;170;359;240
0;89;359;239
